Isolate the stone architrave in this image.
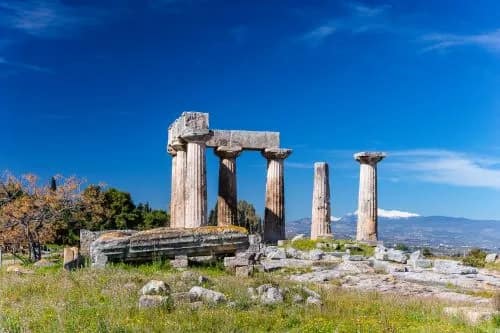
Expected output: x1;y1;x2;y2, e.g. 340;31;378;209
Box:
183;132;212;228
354;152;386;242
171;139;187;228
262;148;292;243
311;162;332;240
215;146;242;226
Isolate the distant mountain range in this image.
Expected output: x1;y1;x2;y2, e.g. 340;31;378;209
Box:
287;213;500;253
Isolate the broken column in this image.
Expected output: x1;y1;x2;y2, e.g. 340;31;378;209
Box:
170;139;187;228
215;146;242;226
311;162;332;240
262;148;292;243
183;133;212;228
354;152;386;242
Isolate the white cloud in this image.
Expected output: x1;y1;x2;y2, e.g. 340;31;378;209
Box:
0;56;52;73
421;29;500;53
331;216;342;222
352;208;420;219
298;2;389;46
378;208;420;219
0;0;108;38
387;149;500;190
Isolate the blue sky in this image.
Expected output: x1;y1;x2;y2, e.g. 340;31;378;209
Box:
2;0;500;221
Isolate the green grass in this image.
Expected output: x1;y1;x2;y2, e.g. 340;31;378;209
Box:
1;262;498;332
287;238;375;257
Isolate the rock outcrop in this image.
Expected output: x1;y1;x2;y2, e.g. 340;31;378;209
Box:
90;226;249;268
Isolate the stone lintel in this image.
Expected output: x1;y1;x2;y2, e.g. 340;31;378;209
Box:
215;146;243;159
262;148;292;160
168;112;210;145
207;130;280;150
181;129;213;143
354;152;386;164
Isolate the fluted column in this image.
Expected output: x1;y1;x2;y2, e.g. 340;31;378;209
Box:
171;140;187;228
262;148;292;243
215;146;242;226
167;145;178;226
184;134;212;228
311;162;332;240
354;152;386;242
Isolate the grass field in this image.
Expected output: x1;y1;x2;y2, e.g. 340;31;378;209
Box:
0;261;498;333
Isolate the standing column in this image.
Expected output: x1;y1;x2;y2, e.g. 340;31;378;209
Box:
167;145;178;227
311;162;332;240
262;148;292;243
183;133;212;228
354;152;386;242
215;146;242;226
171;140;187;228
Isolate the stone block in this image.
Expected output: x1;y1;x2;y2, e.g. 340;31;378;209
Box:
171;258;188;269
433;260;478;275
387;249;408;264
206;130;280;150
138;295;170;309
485;253;498;263
235;266;251;277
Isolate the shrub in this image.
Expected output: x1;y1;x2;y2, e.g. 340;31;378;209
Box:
395;243;409;251
462;248;487;268
422;248;433;257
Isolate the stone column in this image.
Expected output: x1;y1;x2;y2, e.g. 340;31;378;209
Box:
167;145;178;227
171;140;187;228
311;162;332;240
183;133;212;228
262;148;292;243
354;152;386;242
215;146;242;226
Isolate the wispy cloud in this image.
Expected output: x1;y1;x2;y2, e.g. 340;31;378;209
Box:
0;56;52;73
298;2;389;46
0;0;108;38
387;149;500;190
421;29;500;53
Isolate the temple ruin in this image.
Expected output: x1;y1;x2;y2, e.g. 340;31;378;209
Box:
167;112;292;243
354;152;386;242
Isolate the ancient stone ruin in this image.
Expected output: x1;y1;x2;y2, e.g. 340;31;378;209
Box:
354;152;386;242
310;162;332;240
167;112;292;243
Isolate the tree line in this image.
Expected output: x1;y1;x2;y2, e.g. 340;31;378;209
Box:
0;172;262;262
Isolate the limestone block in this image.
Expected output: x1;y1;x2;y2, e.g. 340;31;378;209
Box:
485;253;498;263
138;295;170;309
140;280;170;296
386;249;408;264
207;130;280;150
189;286;226;304
433;260;478;275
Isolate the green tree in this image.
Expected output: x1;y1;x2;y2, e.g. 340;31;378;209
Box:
50;177;57;191
207;200;261;233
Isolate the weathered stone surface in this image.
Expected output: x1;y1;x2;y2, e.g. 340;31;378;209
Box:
6;265;34;275
309;249;324;261
262;148;292;243
189;286;226;304
265;246;286;260
215;146;242;226
433;260;478;275
306;296;322;306
139;295;170;309
260;287;283;305
311;162;332;240
354;152;386;242
207;130;280;150
261;259;313;272
235;266;252;277
171;257;189;269
90;226;249;267
170;140;187;228
33;259;55;268
140;280;170;296
485;253;498;263
172;292;195;304
343;254;365;262
386;249;408;264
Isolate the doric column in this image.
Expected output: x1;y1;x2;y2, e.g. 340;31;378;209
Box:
215;146;242;226
167;145;178;227
183;133;212;228
262;148;292;243
170;140;187;228
311;162;332;240
354;152;386;242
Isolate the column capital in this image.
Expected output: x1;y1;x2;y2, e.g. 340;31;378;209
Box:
181;129;213;144
167;145;177;156
171;139;187;152
215;146;243;159
354;152;386;165
262;148;292;160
